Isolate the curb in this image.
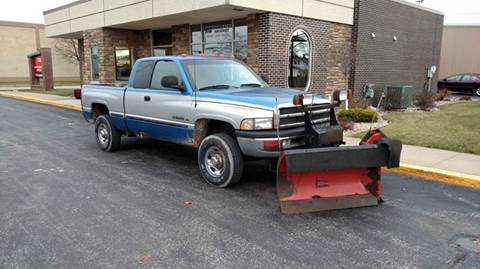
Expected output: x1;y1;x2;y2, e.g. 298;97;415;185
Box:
1;91;480;190
0;92;81;112
387;163;480;189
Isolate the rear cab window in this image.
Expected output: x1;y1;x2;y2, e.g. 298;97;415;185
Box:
132;61;155;88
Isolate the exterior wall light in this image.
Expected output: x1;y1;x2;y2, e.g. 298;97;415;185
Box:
393;35;398;41
370;32;376;39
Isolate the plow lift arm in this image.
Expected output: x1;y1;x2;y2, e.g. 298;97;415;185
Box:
276;93;402;214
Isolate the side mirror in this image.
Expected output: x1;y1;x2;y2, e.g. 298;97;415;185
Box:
161;76;184;91
332;90;347;105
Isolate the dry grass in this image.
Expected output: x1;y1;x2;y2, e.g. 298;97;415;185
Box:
353;102;480;154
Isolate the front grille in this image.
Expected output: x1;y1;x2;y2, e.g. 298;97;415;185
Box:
279;104;332;129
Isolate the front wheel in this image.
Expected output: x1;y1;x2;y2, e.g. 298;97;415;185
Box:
95;115;121;152
198;133;244;188
476;88;480;96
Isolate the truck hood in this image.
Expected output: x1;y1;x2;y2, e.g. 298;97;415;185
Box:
196;87;330;109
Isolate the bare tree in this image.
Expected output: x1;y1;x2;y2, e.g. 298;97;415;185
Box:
55;39;83;82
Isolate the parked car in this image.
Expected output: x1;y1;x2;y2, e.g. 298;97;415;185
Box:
437;73;480;96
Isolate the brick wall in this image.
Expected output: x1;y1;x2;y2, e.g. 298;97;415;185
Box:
172;24;190;55
82;28;151;83
351;0;444;98
249;12;352;95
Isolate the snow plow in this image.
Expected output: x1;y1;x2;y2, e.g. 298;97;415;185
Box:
276;93;402;214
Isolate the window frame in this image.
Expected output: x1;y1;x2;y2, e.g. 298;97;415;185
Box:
190;19;247;61
114;46;133;81
152;30;173;56
287;28;313;91
90;46;100;81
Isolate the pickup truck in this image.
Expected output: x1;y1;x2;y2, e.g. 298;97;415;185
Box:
81;56;337;188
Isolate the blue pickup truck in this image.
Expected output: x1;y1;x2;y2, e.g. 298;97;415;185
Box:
81;56;339;188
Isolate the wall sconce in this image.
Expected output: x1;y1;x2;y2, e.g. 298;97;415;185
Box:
393;35;398;41
370;32;376;39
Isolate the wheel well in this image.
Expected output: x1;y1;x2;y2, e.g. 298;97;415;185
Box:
193;119;236;147
91;103;109;121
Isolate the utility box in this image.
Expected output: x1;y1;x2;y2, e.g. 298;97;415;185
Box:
27;48;54;90
384;85;413;109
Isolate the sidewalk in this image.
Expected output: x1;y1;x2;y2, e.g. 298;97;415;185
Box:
0;90;479;188
344;137;480;186
0;85;80;91
0;90;81;111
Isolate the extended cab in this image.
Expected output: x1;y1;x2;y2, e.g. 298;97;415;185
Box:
82;56;337;187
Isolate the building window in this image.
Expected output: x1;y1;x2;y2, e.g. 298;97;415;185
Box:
288;29;311;89
114;46;132;81
91;46;100;81
191;19;247;62
152;30;172;56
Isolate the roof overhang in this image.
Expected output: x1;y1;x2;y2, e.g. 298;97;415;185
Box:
44;0;355;38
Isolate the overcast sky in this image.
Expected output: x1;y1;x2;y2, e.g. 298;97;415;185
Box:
0;0;479;25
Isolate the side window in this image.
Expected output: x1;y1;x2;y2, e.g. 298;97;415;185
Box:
461;75;478;82
132;61;155;88
446;75;461;82
150;61;181;90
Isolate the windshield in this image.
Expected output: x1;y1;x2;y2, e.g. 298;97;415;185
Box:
182;59;267;91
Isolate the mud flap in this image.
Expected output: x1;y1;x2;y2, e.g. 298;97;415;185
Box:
277;144;392;214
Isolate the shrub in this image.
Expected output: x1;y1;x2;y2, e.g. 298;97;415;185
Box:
337;108;379;122
414;91;436;110
435;89;449;101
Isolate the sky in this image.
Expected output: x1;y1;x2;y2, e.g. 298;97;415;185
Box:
0;0;479;25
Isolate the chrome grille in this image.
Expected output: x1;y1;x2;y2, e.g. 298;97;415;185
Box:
278;104;332;129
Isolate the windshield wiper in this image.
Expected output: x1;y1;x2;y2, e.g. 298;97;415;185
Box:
199;84;234;91
240;83;263;88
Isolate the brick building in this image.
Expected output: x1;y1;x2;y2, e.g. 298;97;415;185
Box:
43;0;443;97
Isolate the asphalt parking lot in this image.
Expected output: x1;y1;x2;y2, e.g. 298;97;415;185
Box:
0;97;479;269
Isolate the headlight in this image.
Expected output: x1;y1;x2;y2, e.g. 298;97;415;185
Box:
240;118;273;130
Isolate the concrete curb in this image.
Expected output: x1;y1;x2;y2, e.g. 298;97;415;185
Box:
0;91;81;112
387;163;480;189
1;91;479;190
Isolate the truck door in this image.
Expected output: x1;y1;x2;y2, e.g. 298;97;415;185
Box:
124;59;194;144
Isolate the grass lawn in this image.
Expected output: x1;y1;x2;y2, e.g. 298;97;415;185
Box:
22;88;75;97
353;102;480;154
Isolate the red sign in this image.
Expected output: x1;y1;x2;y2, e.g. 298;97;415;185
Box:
32;56;42;74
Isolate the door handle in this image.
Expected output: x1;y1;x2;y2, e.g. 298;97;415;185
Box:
144;96;151;102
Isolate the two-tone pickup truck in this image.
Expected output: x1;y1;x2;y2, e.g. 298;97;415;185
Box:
82;56;338;188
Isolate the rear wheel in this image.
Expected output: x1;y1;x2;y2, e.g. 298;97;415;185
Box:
198;133;244;188
476;88;480;96
95;115;121;152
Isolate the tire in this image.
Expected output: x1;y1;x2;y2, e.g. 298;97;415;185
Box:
95;114;121;152
476;88;480;96
198;133;244;188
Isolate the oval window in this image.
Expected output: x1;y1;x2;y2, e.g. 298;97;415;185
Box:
288;29;311;89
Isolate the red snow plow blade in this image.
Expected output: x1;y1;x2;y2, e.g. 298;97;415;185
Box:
277;129;402;214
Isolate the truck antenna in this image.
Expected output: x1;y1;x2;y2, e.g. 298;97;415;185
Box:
275;97;281;150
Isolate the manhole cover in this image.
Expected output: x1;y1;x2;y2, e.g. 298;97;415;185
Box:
454;236;480;254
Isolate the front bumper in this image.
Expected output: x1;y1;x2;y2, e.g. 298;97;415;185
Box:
235;127;306;158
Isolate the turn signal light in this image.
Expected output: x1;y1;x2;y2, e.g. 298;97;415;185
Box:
263;140;281;151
